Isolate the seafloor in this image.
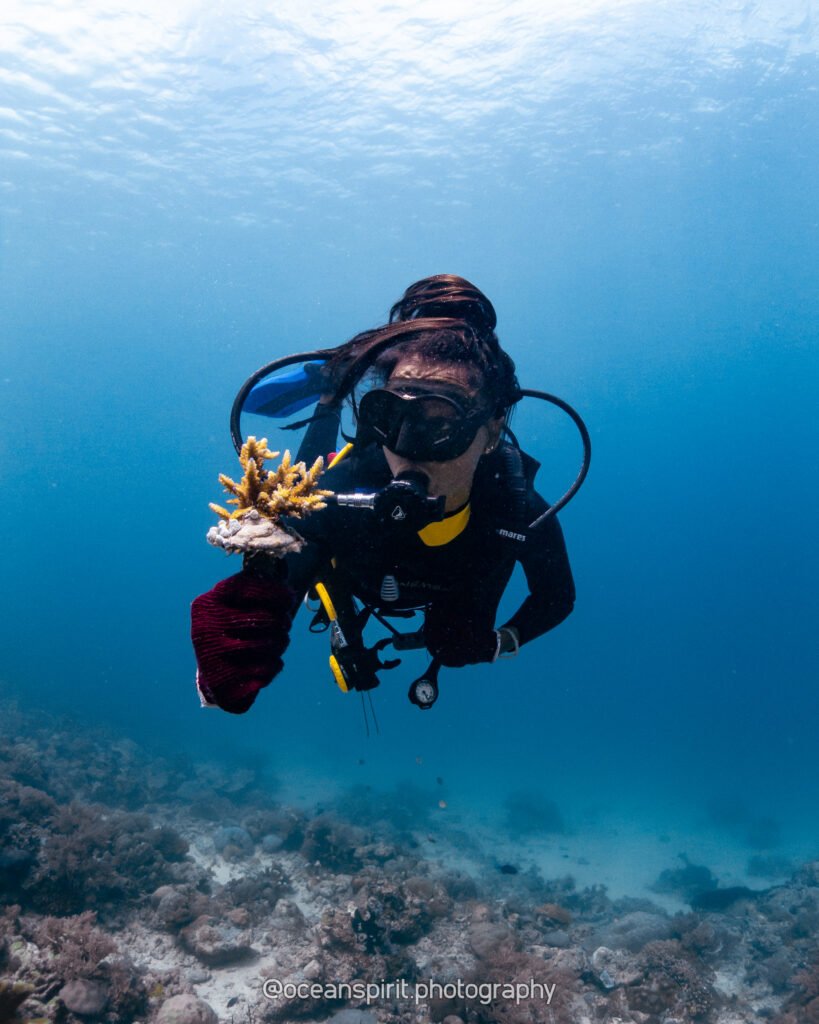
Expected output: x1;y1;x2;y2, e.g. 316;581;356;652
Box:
1;702;817;1024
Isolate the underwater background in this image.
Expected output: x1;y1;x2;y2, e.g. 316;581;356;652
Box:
2;0;818;900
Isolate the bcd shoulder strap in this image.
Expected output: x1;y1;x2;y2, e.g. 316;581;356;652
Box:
492;443;531;546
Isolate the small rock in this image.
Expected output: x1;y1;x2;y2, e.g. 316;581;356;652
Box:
549;947;589;975
404;876;435;899
370;841;397;862
261;833;285;853
154;885;208;929
468;921;514;959
535;902;572;926
593;911;673;952
180;915;256;966
270;898;306;931
303;958;322;980
541;928;570;947
186;969;211;984
327;1010;378;1024
591;946;643;988
59;979;108;1017
213;826;254;857
227;907;250;927
157;994;219;1024
470;902;493;922
598;967;616;989
152;885;175;904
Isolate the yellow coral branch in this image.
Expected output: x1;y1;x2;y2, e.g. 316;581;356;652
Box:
210;437;332;526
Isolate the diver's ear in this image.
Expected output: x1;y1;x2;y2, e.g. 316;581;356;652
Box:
484;415;505;453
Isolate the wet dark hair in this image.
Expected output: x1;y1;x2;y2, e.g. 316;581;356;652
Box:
388;275;498;334
324;274;519;417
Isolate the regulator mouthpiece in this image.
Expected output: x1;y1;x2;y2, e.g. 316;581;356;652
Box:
325;470;445;532
374;471;445;532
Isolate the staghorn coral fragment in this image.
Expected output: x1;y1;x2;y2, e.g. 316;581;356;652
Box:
210;437;283;519
206;438;332;556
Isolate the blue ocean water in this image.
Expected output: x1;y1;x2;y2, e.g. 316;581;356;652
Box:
1;0;818;892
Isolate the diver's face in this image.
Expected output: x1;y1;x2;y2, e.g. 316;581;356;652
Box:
382;359;502;513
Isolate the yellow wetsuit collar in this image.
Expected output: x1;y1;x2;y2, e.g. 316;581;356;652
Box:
417;502;471;547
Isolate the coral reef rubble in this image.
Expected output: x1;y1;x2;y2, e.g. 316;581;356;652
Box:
2;705;818;1024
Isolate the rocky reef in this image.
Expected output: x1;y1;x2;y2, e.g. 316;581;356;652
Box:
1;703;819;1023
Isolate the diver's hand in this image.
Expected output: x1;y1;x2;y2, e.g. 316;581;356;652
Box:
303;361;339;407
423;609;499;667
190;568;294;714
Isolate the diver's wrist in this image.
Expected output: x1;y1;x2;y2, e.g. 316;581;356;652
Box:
492;626;520;662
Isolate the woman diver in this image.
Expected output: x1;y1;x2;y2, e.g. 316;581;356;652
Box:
191;275;585;714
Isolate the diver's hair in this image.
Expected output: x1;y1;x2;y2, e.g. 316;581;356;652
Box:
324;275;519;416
389;274;498;334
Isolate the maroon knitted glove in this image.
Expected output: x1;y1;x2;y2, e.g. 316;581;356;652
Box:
191;569;295;714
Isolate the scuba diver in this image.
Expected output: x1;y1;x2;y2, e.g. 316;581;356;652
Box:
191;275;590;716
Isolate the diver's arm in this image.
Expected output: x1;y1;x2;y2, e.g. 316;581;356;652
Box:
281;541;333;611
423;561;512;667
295;399;341;465
502;506;576;646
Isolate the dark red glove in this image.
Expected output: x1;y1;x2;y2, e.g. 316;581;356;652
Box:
191;568;295;714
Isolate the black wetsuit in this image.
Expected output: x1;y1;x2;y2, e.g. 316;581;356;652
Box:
276;411;576;667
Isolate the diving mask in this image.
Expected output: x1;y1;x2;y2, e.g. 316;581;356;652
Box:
356;385;487;462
